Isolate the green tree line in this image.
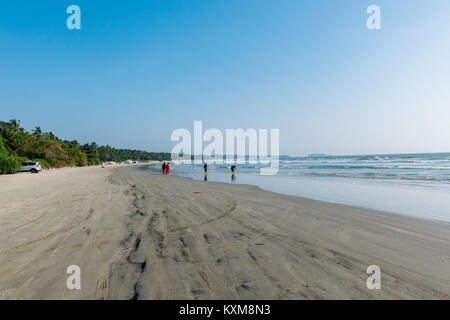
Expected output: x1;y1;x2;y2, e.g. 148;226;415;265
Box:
0;120;171;174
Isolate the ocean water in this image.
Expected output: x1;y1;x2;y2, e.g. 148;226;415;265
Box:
155;153;450;223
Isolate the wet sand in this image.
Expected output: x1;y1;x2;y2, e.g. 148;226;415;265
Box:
0;164;449;299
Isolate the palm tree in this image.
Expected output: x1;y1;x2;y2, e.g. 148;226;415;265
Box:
32;126;42;137
8;119;21;132
44;132;57;141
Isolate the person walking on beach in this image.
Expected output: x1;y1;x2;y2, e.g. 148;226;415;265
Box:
204;163;208;174
231;165;236;181
166;162;170;175
161;162;166;174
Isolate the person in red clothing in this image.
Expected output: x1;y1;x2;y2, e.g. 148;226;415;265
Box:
165;162;170;175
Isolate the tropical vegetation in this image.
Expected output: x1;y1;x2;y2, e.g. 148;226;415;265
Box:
0;120;170;174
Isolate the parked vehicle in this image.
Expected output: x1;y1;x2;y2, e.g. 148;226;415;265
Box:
20;161;42;173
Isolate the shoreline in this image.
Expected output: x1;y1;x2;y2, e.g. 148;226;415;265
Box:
1;164;450;299
150;163;450;225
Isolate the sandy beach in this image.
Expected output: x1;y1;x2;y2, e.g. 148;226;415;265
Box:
0;164;449;299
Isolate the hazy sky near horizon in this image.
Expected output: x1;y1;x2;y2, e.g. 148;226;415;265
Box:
1;1;450;156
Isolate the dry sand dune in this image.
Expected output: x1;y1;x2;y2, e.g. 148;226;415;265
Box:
1;164;449;299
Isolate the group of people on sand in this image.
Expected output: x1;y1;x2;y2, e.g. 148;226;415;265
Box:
161;162;170;175
162;162;236;179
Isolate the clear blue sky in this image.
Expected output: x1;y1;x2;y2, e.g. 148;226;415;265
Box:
1;1;449;156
